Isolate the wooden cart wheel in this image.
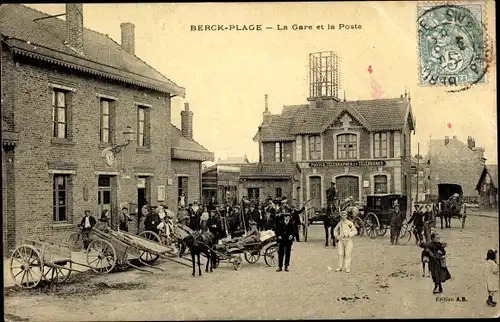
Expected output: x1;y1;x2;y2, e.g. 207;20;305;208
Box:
10;245;44;288
86;239;116;273
244;250;261;264
138;231;161;264
233;256;242;271
43;261;73;284
364;212;379;239
66;232;84;252
264;244;278;267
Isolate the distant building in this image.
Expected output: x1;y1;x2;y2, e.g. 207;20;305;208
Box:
476;164;498;210
216;155;250;165
425;136;485;201
410;155;425;202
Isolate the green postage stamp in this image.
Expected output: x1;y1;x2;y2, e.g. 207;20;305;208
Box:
417;2;487;87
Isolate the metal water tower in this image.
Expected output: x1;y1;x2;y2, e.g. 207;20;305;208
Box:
308;51;341;101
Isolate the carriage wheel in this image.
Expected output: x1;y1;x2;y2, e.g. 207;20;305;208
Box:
10;245;44;289
353;217;364;237
86;239;116;273
233;256;242;271
66;232;84;252
213;256;220;269
244;250;261;264
378;224;388;236
364;212;379;239
138;231;161;264
264;244;278;267
43;261;73;284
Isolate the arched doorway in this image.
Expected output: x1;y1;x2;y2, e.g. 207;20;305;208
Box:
336;176;359;201
308;176;322;209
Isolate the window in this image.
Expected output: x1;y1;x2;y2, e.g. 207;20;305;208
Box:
374;133;387;158
247;188;260;203
309;135;321;160
275;142;284;162
403;133;407;158
137;106;150;147
337;134;357;159
295;136;302;161
100;99;111;143
53;175;69;222
374;175;388;194
275;188;282;198
52;89;67;138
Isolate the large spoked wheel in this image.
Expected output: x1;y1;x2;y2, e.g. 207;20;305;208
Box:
86;239;116;273
244;250;261;264
138;231;161;264
378;224;388;236
10;245;44;289
364;212;380;239
399;224;412;245
264;244;278;267
43;261;73;284
353;217;364;237
66;232;84;252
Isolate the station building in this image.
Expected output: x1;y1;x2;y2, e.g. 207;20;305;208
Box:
253;52;416;211
1;4;213;253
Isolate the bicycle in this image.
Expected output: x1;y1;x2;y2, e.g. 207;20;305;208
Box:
66;226;93;251
398;221;412;245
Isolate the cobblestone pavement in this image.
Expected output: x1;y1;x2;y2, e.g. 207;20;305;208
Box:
4;214;499;321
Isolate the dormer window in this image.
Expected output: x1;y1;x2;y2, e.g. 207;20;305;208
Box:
374;133;388;158
309;135;321;160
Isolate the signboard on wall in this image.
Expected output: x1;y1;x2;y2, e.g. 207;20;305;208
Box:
309;161;387;168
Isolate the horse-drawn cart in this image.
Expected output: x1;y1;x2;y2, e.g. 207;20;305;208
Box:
437;183;467;229
10;226;191;288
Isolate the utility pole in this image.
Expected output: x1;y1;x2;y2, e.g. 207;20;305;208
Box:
416;142;420;202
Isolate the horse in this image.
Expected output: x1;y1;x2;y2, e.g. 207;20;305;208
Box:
322;204;340;247
178;228;218;276
436;201;453;229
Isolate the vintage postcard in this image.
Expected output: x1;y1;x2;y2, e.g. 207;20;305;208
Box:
2;1;498;320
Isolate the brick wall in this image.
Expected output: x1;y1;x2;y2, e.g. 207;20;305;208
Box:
171;160;201;207
2;51;176;250
240;179;293;206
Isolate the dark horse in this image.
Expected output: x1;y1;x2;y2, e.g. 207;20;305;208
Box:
179;230;217;276
322;205;340;247
437;200;464;229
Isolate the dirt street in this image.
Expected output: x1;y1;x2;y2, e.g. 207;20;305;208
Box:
4;214;499;320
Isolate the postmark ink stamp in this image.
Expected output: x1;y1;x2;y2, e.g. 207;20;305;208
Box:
417;2;487;89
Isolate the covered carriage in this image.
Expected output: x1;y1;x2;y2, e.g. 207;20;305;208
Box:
437;183;467;229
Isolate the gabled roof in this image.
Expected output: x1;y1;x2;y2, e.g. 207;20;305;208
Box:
476;164;498;190
255;97;414;142
0;4;184;96
170;125;214;162
217;156;250;165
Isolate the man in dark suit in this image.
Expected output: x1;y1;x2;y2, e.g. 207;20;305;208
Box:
79;210;97;248
389;203;404;245
290;204;305;242
275;212;295;272
326;181;337;211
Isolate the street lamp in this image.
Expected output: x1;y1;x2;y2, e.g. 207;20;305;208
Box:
111;126;134;154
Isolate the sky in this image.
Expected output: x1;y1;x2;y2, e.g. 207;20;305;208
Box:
25;2;497;164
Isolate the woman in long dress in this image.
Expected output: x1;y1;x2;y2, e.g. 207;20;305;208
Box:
485;249;499;307
419;232;451;294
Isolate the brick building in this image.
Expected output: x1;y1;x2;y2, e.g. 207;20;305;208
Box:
475;164;498;210
424;136;486;201
1;4;212;253
253;93;416;211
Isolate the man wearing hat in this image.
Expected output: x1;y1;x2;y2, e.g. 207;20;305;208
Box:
389;202;404;245
275;211;295;272
326;181;337;211
188;201;202;231
290;204;306;242
408;204;425;245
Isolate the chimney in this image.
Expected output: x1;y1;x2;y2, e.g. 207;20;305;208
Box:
452;135;457;140
66;4;84;55
444;136;450;145
181;102;193;140
472;147;485;160
120;22;135;55
262;94;271;125
467;136;474;150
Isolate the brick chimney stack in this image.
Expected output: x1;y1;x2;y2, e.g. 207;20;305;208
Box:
467;136;476;149
181;102;193;140
262;94;271;125
120;22;135;55
444;136;450;145
66;4;84;55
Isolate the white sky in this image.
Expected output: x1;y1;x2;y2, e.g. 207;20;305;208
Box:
25;3;497;164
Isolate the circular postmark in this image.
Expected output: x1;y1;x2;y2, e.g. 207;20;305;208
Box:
418;4;489;91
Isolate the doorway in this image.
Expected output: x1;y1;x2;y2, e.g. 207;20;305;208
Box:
336;176;360;201
309;176;322;209
98;175;117;227
137;176;151;232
